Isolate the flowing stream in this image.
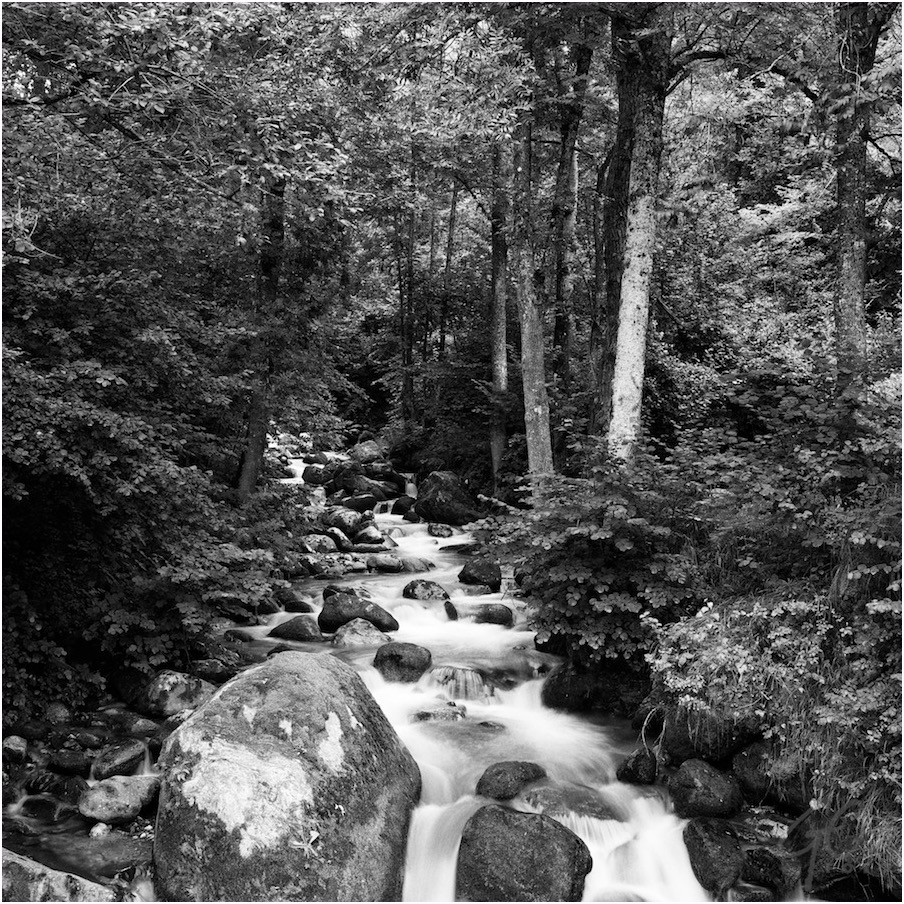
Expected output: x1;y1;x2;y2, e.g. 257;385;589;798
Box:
244;493;711;903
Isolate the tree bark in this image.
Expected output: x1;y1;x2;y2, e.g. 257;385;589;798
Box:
590;21;638;436
236;173;285;504
588;154;612;435
833;2;893;391
490;144;511;491
606;14;670;462
512;123;554;492
551;42;593;385
439;183;458;360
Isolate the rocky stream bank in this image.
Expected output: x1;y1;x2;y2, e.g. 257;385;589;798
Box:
2;438;889;902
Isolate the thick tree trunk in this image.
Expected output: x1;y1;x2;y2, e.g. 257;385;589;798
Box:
833;2;891;391
439;183;458;360
590;24;637;436
606;17;670;462
512;123;554;491
236;174;285;504
489;144;510;491
551;42;593;384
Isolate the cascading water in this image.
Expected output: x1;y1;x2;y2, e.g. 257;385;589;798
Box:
253;494;711;903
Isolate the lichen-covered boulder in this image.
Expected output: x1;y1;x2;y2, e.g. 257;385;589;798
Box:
402;579;449;602
2;849;119;902
154;652;420;901
456;804;592;901
140;670;216;718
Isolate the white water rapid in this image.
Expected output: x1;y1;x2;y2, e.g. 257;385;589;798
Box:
254;491;711;903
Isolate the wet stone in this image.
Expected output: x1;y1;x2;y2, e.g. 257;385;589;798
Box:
411;702;468;723
476;761;547;800
268;614;325;643
373;643;432;682
402;579;450;602
48;749;93;777
93;738;147;780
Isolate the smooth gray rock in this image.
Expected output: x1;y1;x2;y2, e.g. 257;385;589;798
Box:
331;618;391;647
476;761;546;800
458;561;502;592
683;817;744;897
78;774;160;825
92;738;147;780
318;593;399;633
373;643;432;682
669;759;744;818
456;804;592;901
268;615;325;643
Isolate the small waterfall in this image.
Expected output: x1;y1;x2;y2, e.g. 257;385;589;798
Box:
428;666;495;702
374;500;394;515
402;798;483;902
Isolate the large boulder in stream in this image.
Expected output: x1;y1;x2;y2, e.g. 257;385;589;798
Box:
154;652;421;901
413;471;480;526
403;579;449;601
318;593;399;633
456;804;592;901
268;614;325;643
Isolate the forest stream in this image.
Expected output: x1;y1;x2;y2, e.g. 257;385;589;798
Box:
3;459;782;902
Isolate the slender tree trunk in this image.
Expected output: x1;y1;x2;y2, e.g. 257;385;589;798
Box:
392;210;414;422
833;2;891;391
490;144;511;491
402;170;417;422
588;153;612;434
607;16;670;462
512;123;554;492
551;42;592;385
439;183;458;360
236;174;285;504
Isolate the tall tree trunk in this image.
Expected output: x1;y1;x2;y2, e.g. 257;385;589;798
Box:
590;23;638;436
236;174;285;504
551;42;593;384
490;144;511;492
588;153;612;435
833;2;892;391
439;183;458;360
607;14;670;462
512;123;554;493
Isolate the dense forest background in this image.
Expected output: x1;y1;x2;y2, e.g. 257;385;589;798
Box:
2;1;901;891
